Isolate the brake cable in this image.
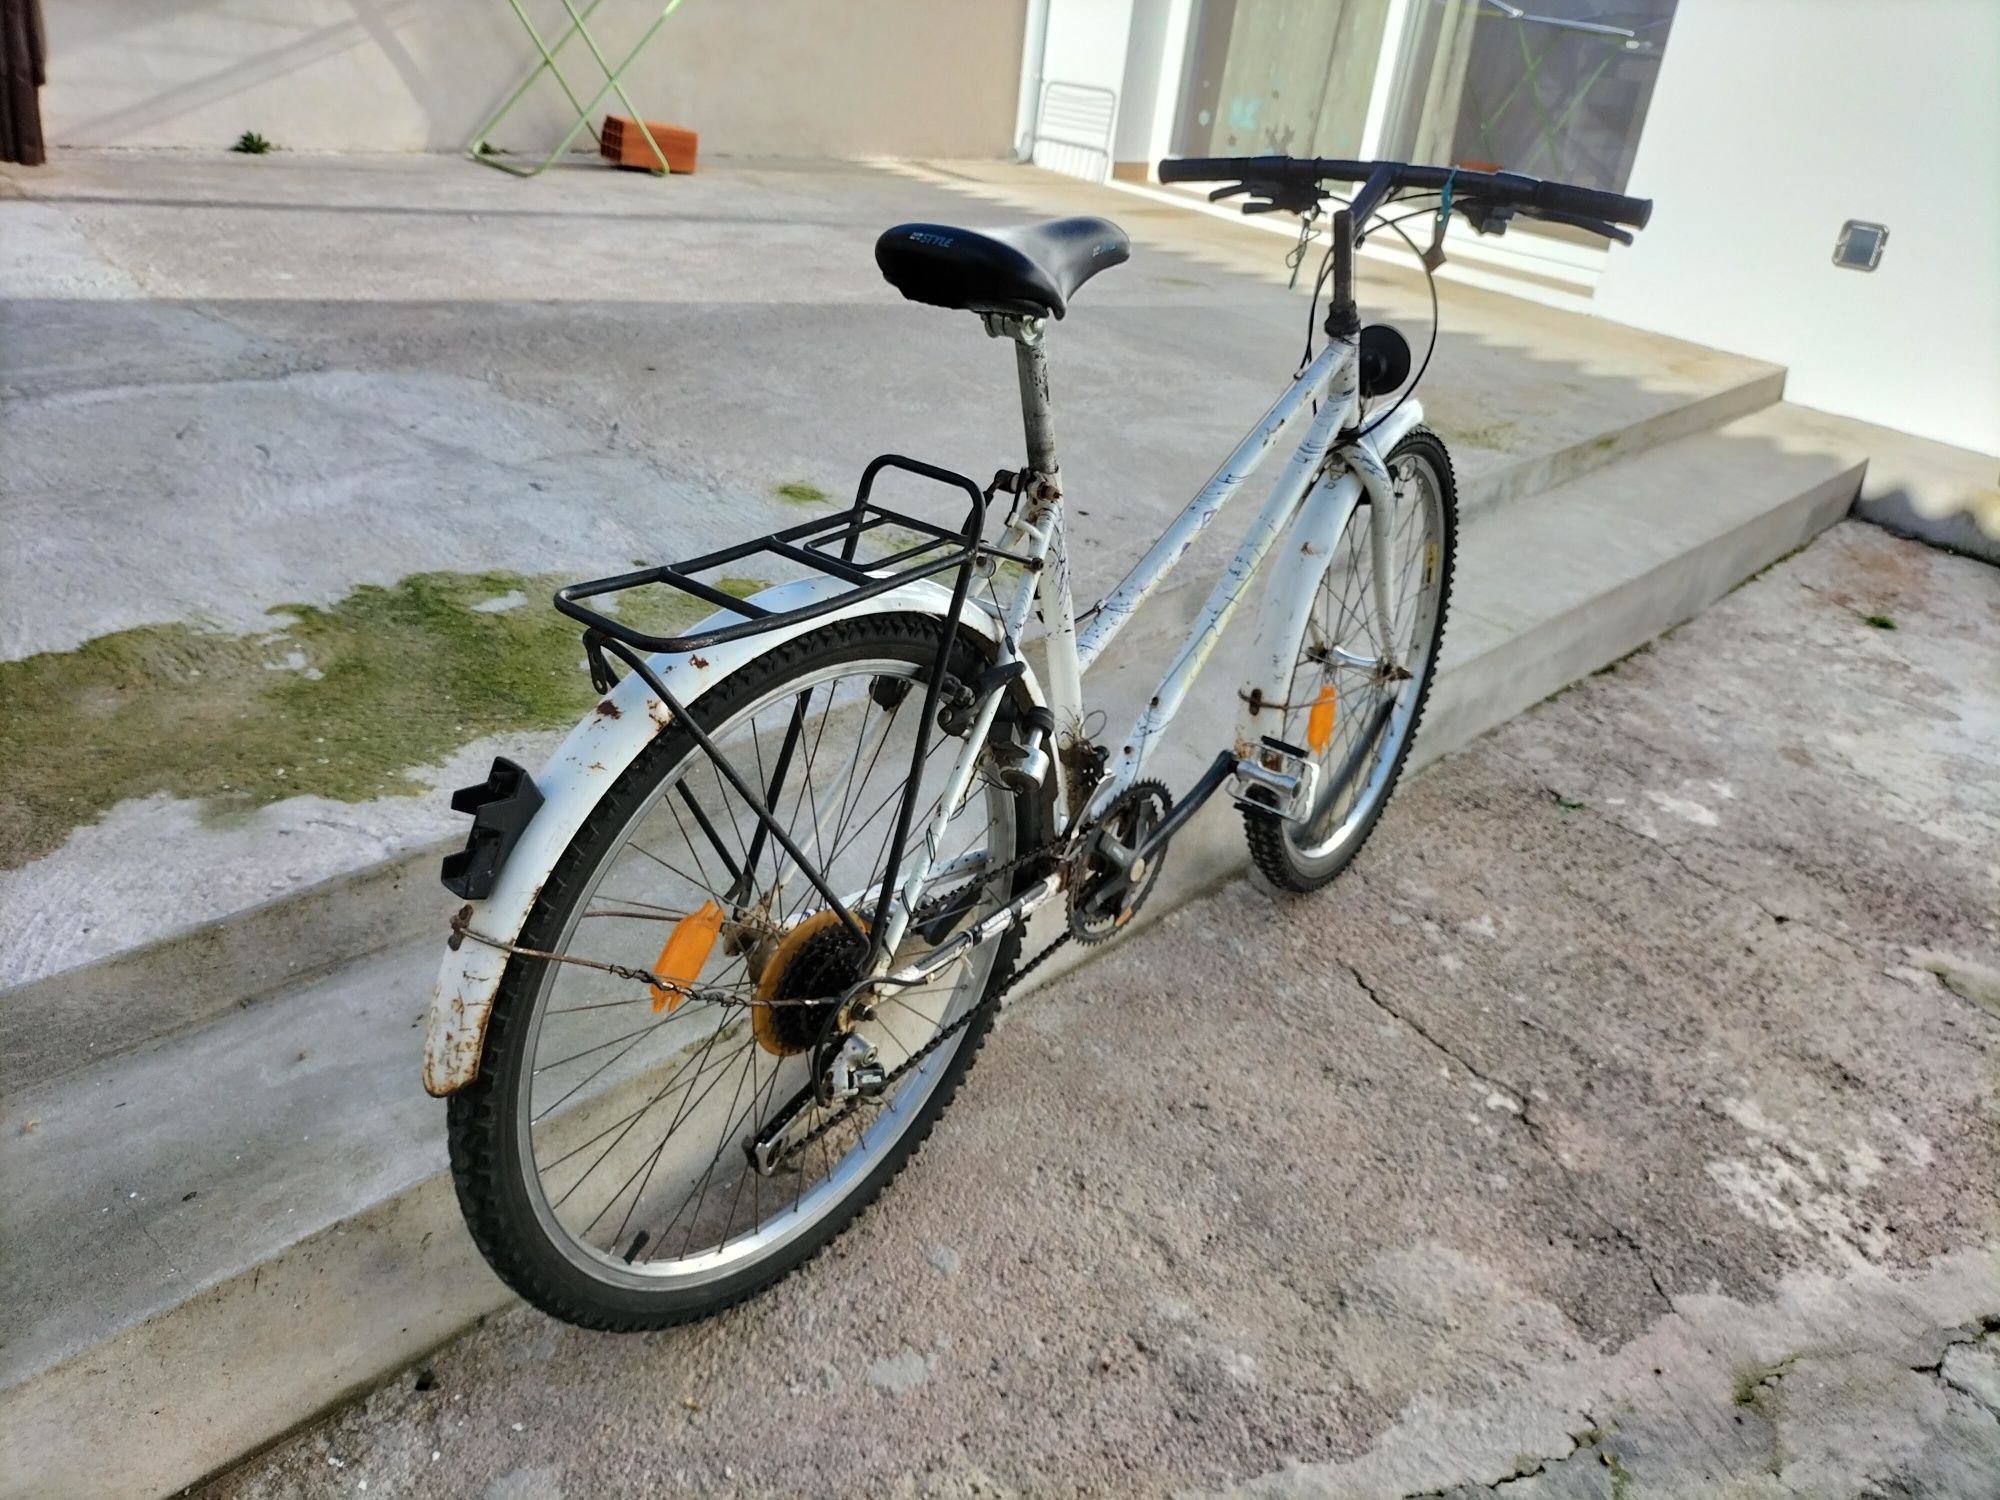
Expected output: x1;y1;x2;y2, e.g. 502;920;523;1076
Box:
1356;206;1442;441
1288;186;1443;442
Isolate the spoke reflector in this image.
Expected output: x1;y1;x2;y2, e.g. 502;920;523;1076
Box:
651;900;724;1012
1306;683;1338;752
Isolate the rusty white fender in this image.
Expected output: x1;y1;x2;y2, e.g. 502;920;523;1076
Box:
1235;401;1424;750
422;574;1042;1097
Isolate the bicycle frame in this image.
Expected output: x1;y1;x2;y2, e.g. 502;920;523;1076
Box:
869;317;1423;962
426;274;1425;1096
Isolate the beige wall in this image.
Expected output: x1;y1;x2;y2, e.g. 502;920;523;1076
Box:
43;0;1028;158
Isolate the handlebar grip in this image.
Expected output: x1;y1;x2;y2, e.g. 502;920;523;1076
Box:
1530;177;1652;230
1159;156;1251;184
1160;155;1350;185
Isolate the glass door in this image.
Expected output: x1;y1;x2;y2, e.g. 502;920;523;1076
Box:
1176;0;1398;160
1384;0;1677;195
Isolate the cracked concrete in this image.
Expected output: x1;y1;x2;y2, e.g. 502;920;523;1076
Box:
192;523;1999;1499
1343;957;1678;1318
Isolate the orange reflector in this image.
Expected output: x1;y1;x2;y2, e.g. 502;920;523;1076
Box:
1306;683;1337;752
651;899;724;1013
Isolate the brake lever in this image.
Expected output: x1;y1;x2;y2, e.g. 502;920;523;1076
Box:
1210;179;1322;217
1457;197;1633;246
1458;199;1514;236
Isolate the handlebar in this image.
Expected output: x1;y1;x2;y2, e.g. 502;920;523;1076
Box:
1158;154;1652;234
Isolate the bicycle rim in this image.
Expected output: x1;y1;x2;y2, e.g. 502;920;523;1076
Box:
1281;438;1449;863
511;648;1018;1292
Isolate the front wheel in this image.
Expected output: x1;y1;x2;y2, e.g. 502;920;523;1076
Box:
1244;426;1456;892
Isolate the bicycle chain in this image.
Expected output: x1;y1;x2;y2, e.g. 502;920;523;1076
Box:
454;834;1076;1170
773;915;1073;1167
762;832;1075;1166
447;840;1069;1013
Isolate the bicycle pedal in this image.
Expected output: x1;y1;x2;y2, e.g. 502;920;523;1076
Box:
1231;736;1320;822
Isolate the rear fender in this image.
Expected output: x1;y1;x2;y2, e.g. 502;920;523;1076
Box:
423;575;1039;1097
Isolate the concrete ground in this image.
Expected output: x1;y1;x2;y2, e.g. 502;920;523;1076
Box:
195;521;2000;1500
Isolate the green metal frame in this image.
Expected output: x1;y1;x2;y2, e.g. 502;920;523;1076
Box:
468;0;687;178
1465;3;1661;184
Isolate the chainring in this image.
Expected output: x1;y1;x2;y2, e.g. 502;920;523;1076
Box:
1067;779;1172;944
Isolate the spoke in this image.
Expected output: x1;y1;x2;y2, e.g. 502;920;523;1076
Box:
538;1031;747;1188
523;655;1019;1274
534;1011;687;1079
545;974;755;1016
710;1049;789;1255
870;1003;916;1054
664;1040;760;1258
574;1014;751;1231
549;1011;736;1202
823;693;885;859
582;903;698;923
794;679;844;862
675;781;743;887
621;840;721;904
531;1015;681;1124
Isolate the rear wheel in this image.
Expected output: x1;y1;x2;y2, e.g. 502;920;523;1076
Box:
447;614;1049;1329
1244;427;1456;892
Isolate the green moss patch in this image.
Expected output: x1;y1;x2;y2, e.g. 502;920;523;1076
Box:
772;480;831;505
0;570;761;870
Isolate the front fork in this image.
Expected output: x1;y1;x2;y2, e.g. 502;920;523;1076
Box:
1345;433;1404;676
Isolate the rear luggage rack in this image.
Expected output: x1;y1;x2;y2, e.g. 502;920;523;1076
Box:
468;453;1028;973
553;455;1019;656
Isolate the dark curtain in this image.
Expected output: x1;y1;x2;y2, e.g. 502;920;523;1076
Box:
1;0;47;166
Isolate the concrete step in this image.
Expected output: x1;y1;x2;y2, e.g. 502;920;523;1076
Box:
0;364;1782;1100
0;162;1787;1094
0;402;1864;1499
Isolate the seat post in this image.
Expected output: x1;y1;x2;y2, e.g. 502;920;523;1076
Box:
985;313;1058;477
1013;333;1059;478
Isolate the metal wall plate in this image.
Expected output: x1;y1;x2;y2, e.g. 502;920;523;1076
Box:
1834;220;1888;272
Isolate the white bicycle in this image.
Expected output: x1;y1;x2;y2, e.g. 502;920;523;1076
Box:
423;155;1651;1328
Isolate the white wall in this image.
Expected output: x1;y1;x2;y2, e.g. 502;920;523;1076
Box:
1595;0;2000;456
1029;0;1133;176
42;0;1028;160
1038;0;1136;102
1113;0;1192;168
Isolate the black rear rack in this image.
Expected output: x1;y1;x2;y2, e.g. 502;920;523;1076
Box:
448;452;1032;1000
496;451;1023;976
553;454;1015;656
